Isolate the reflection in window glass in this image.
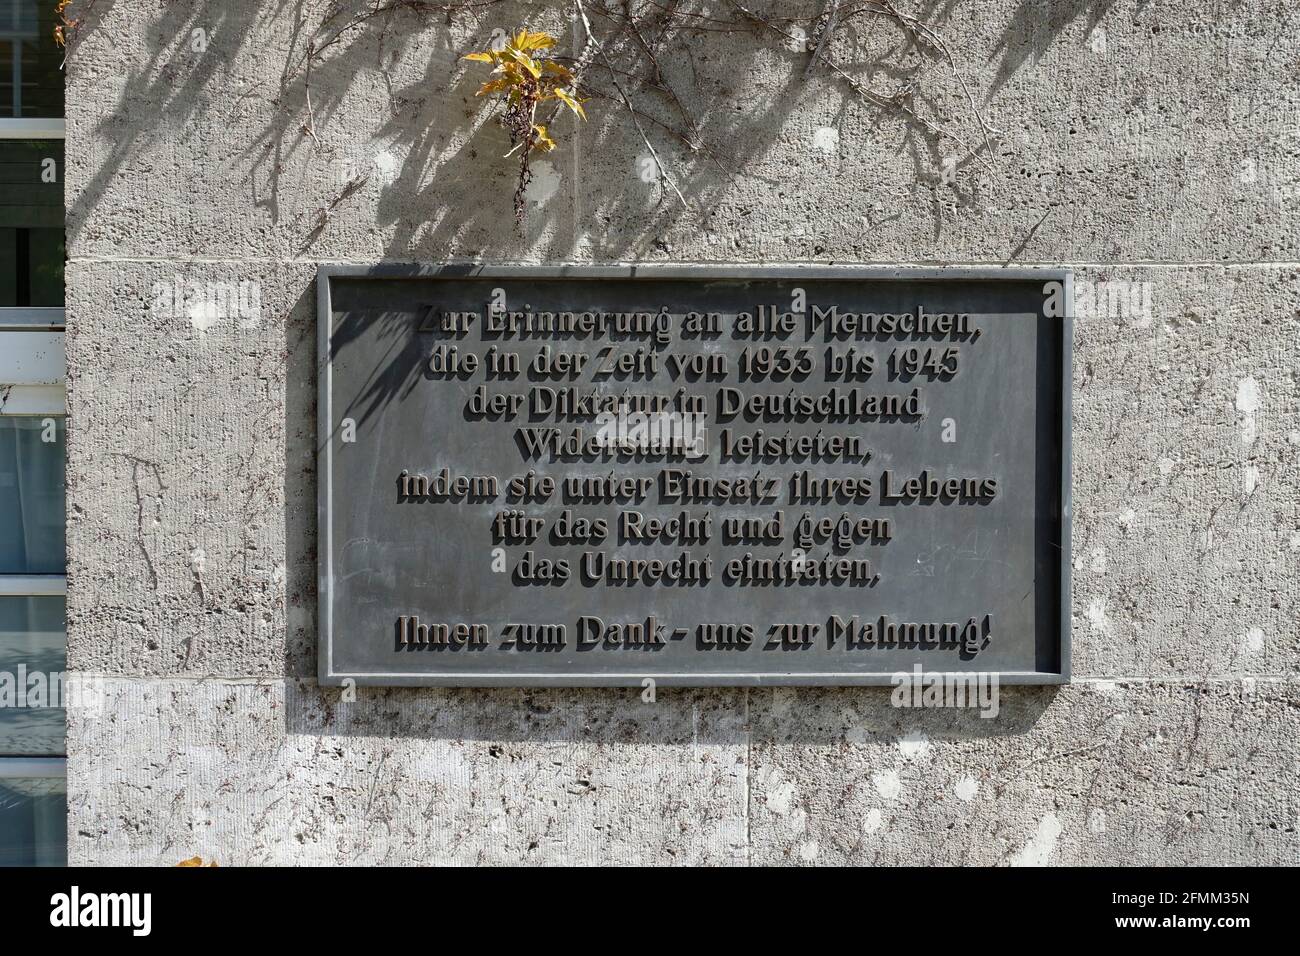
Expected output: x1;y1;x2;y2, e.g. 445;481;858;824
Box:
0;416;65;574
0;0;64;118
0;139;64;306
0;596;65;756
0;774;65;865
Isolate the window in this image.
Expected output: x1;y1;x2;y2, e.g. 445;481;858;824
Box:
0;319;65;869
0;0;64;867
0;758;64;865
0;0;64;119
1;138;63;305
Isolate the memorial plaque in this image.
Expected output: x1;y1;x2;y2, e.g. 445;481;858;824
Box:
317;266;1071;686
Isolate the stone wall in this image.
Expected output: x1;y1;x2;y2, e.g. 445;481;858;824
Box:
65;1;1299;864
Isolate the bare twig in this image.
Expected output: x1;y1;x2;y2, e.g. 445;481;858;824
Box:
725;0;993;171
301;173;371;250
621;0;700;148
804;0;840;80
55;0;104;69
575;0;688;208
873;0;1001;162
302;41;322;148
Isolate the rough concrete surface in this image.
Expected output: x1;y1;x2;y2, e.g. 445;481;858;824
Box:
63;0;1299;864
66;678;1297;865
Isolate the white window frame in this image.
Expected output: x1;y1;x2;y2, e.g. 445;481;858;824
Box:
0;306;64;328
0;119;63;138
0;757;63;779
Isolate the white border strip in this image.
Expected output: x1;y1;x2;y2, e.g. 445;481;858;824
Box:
0;575;66;597
0;757;66;778
0;118;65;139
0;308;66;331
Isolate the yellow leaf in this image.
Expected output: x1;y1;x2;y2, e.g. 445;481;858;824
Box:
477;77;514;97
506;48;541;78
177;856;204;867
553;88;587;120
463;51;495;63
516;30;557;52
540;61;572;79
533;124;556;151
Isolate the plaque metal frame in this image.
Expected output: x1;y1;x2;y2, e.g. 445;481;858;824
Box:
317;264;1073;687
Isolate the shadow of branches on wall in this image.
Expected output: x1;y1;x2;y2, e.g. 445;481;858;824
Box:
60;0;1127;263
58;0;1110;738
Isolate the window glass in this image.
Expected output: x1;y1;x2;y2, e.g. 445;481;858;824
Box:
0;416;65;573
0;595;65;755
0;0;64;119
0;139;63;306
0;774;65;865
